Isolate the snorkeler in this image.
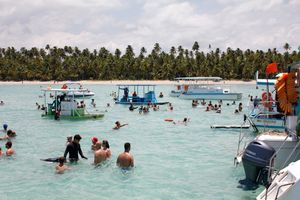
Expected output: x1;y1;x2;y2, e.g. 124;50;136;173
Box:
117;142;134;169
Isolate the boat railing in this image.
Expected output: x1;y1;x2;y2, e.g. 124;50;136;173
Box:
263;130;300;200
234;116;255;166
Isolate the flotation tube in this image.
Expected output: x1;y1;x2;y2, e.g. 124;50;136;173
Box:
275;72;297;114
164;119;173;122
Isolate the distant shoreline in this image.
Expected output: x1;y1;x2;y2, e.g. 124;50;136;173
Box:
0;80;256;85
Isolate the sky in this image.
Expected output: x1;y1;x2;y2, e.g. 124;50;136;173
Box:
0;0;299;53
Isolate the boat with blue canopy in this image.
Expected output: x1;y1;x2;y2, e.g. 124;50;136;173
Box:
114;84;169;105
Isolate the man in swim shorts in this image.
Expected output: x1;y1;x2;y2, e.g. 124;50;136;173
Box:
117;142;134;169
64;134;88;162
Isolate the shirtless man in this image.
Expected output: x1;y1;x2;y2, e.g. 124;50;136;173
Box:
94;142;107;165
55;157;70;174
117;142;134;169
91;137;100;151
5;141;15;156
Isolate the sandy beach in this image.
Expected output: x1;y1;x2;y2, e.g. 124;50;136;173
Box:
0;80;256;85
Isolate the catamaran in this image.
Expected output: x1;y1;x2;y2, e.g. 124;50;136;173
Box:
170;77;242;101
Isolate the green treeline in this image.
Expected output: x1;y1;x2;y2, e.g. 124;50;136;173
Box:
0;42;299;81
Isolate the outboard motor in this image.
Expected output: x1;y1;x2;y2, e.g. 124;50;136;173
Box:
240;141;275;189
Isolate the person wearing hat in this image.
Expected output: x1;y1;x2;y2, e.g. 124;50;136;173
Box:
91;137;101;151
64;134;88;162
2;124;8;132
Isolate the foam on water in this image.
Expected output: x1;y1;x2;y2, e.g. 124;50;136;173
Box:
0;84;264;200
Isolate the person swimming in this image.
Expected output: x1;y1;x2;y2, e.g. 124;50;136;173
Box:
5;141;15;156
55;157;70;174
113;121;128;130
129;103;138;111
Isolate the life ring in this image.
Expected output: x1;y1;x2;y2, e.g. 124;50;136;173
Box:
261;92;273;108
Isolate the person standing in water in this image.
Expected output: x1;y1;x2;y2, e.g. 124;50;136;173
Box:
64;134;88;162
94;142;107;165
117;142;134;169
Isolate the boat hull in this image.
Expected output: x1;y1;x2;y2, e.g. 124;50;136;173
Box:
42;113;104;120
66;92;95;98
179;92;242;101
169;91;182;97
251;118;285;131
115;101;169;105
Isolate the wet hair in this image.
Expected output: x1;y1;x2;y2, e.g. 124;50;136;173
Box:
183;118;187;122
102;140;110;149
74;134;82;140
6;141;12;148
124;142;130;151
58;157;65;164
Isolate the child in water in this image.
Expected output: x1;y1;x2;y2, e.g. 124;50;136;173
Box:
55;157;70;174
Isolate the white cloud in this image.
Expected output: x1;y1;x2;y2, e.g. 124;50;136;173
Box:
0;0;299;53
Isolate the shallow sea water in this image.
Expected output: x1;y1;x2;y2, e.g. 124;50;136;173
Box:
0;83;265;200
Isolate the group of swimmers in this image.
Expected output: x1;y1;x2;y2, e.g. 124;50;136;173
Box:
55;134;134;174
0;124;16;156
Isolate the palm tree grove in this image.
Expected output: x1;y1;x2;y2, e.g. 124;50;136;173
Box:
0;42;299;81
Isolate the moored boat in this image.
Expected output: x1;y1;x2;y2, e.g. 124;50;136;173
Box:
170;77;242;100
41;88;104;120
114;84;169;105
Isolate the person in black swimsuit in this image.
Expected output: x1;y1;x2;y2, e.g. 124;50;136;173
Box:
64;134;88;162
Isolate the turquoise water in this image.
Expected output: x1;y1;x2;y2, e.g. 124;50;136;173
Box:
0;84;264;200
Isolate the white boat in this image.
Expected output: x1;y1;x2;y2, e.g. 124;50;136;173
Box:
61;82;95;98
41;87;104;120
256;160;300;200
170;77;242;100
